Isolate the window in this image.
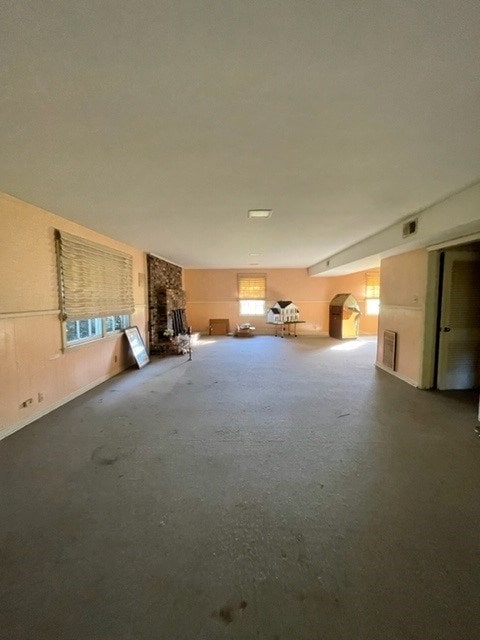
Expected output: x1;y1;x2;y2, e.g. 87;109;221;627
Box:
66;318;102;344
56;230;134;347
238;274;266;316
239;300;265;315
365;271;380;316
365;298;380;315
105;314;130;333
65;315;131;345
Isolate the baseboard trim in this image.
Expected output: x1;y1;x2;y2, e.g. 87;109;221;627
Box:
375;362;419;387
0;370;124;441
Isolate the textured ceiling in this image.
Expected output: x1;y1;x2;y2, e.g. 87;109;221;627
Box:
1;1;480;268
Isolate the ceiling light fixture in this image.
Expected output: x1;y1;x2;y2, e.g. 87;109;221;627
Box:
248;209;272;219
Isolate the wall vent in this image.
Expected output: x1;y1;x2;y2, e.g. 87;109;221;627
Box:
383;330;397;370
403;218;418;238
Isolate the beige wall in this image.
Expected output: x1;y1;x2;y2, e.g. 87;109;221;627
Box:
0;192;148;437
376;248;429;385
184;268;379;335
0;189;381;435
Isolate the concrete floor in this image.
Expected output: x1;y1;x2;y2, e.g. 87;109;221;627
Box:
1;335;479;640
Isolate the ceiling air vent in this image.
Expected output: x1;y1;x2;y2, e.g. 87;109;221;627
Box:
402;218;418;238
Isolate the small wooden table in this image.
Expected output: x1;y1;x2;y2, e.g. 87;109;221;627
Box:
267;321;305;337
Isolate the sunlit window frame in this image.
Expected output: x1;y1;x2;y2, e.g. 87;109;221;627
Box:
365;271;380;317
239;299;265;316
64;314;131;347
238;273;266;317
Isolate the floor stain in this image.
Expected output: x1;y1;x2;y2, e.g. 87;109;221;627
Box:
211;604;234;625
91;445;135;466
91;446;118;465
211;600;248;625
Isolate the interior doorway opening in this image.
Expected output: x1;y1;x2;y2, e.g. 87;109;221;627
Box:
430;242;480;391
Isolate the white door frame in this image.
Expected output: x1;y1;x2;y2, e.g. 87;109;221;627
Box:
422;236;480;389
420;250;441;389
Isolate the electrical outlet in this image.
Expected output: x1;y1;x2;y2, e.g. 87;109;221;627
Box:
38;392;44;402
20;398;33;408
114;355;118;363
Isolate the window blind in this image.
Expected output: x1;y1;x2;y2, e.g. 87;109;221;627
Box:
56;230;134;320
365;271;380;298
238;274;266;299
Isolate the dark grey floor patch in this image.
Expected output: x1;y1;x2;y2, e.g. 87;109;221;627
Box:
91;446;119;465
2;336;480;640
90;445;135;466
211;604;235;625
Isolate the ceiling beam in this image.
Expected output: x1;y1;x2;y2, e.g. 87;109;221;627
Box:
308;179;480;276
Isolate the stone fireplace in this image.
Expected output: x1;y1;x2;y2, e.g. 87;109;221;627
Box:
147;254;186;352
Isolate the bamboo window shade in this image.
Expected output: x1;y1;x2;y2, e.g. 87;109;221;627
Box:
56;230;135;320
238;274;266;299
365;271;380;298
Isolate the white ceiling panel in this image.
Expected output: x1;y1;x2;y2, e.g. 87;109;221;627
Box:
1;1;479;267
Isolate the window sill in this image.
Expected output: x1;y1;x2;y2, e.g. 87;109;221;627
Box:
64;336;103;351
64;331;127;351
